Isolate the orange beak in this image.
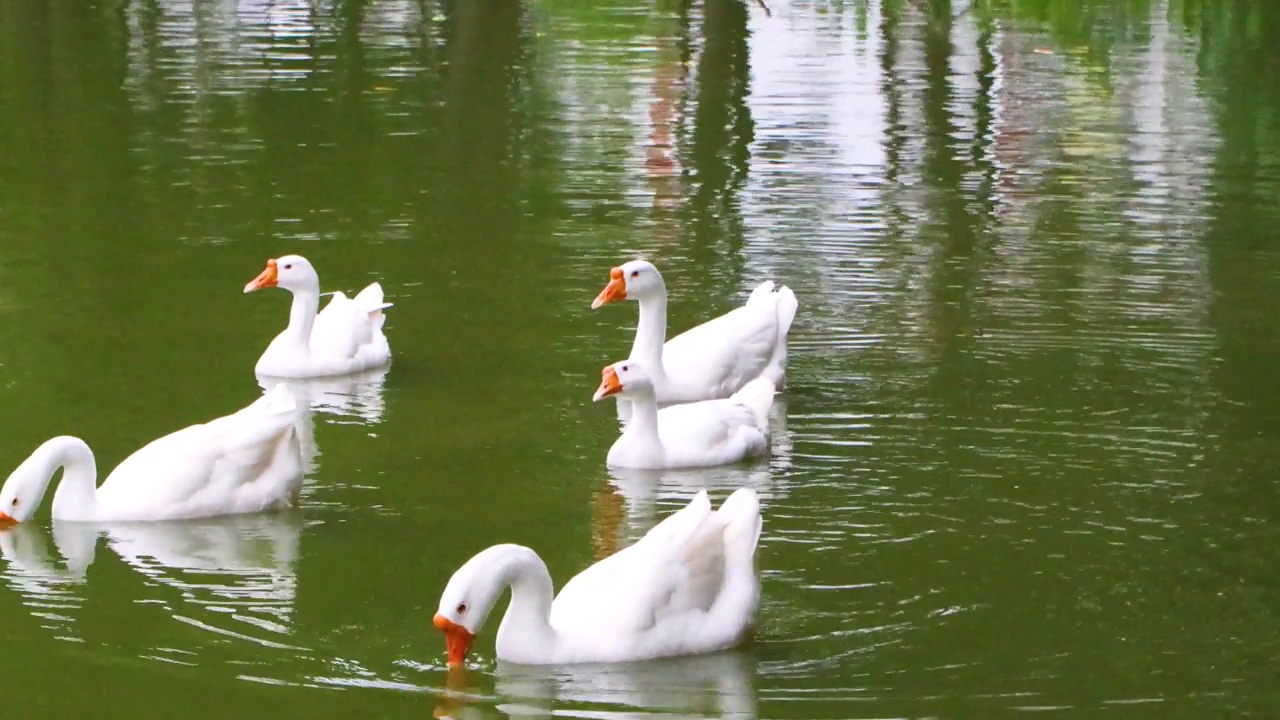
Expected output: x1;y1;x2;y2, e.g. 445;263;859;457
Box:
0;512;17;527
433;613;475;668
593;366;624;401
591;267;627;309
244;259;279;293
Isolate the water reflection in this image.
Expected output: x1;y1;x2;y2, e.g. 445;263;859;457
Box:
1;514;304;649
685;0;753;256
3;0;1279;715
437;652;757;720
0;523;90;640
258;367;389;473
101;514;304;648
643;5;686;221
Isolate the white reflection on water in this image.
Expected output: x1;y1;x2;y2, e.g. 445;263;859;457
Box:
258;365;389;474
492;651;757;720
126;0;425;94
0;513;305;649
426;651;756;720
101;515;303;645
0;523;91;640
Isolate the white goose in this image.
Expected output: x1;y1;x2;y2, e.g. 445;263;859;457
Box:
0;385;303;524
592;260;797;405
433;488;762;666
592;360;774;470
244;255;392;378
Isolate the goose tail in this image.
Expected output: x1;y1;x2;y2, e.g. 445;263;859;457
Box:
730;376;776;430
764;285;798;388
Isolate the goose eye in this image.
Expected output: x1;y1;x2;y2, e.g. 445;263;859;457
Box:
621;365;629;372
283;264;293;270
630;270;639;278
10;498;17;507
456;603;468;615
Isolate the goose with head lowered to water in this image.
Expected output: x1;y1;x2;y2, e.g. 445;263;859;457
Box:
0;385;303;525
244;254;392;379
433;488;763;666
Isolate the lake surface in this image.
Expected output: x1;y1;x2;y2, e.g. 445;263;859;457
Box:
1;0;1279;717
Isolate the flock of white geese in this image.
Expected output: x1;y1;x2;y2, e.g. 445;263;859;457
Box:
0;254;798;668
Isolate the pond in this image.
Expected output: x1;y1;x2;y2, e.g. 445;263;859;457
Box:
0;0;1277;717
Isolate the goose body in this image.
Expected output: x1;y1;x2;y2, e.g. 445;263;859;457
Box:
0;386;303;524
244;255;392;379
592;260;797;405
593;360;774;469
434;488;763;666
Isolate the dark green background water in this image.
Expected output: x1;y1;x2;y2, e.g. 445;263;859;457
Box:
1;0;1278;717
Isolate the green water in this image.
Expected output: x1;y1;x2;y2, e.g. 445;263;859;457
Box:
1;0;1279;716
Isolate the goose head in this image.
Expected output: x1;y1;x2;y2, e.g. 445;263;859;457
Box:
591;260;665;308
433;546;521;667
0;448;54;525
592;360;655;401
244;255;320;294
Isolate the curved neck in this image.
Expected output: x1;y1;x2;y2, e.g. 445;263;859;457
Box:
284;288;320;345
631;292;669;379
620;389;662;450
18;437;100;521
491;547;558;659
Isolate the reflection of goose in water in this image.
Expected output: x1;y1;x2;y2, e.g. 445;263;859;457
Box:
435;651;758;720
595;396;792;558
100;514;304;645
1;514;304;648
0;523;92;638
258;366;389;473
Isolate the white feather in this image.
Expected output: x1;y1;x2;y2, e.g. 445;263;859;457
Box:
600;261;798;405
602;362;774;470
249;255;392;379
436;489;763;665
0;386;304;523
